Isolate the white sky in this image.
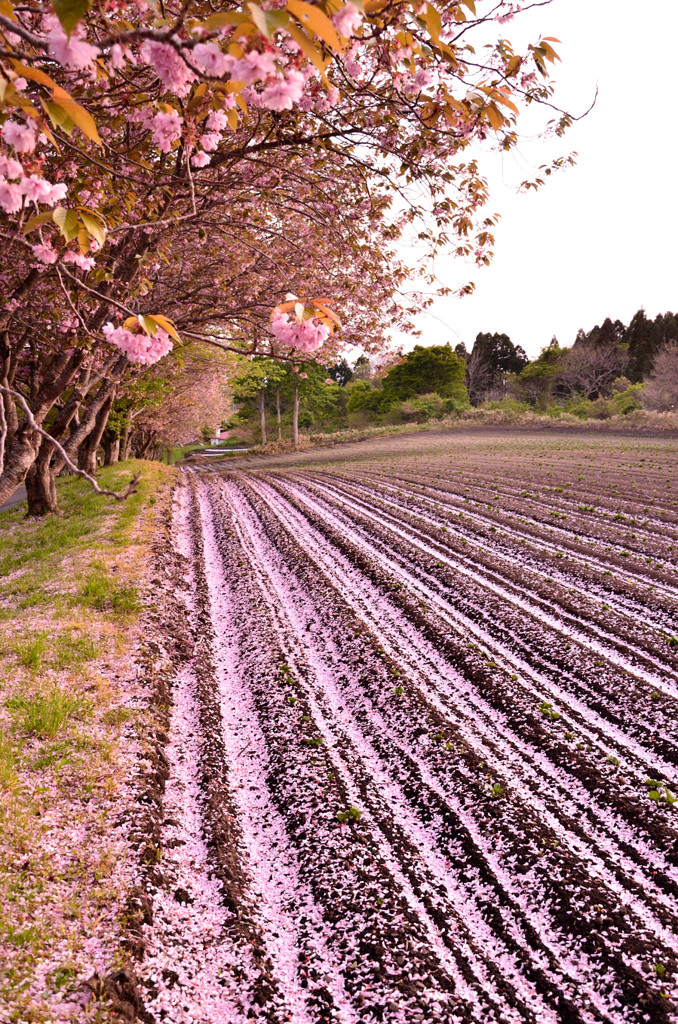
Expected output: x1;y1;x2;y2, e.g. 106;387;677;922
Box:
405;0;678;360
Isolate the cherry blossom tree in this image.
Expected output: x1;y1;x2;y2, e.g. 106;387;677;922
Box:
0;0;573;511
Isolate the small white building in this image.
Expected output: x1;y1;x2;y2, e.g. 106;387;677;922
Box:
209;428;231;446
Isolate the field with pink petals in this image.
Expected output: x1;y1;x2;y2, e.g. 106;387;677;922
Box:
141;431;678;1024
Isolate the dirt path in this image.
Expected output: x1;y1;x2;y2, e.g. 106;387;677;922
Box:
138;434;678;1024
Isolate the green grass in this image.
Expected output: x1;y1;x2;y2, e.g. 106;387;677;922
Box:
11;632;48;670
0;727;16;789
6;686;90;739
79;570;140;615
0;459;175;1017
0;461;166;576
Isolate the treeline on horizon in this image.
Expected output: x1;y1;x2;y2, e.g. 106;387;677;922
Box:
229;307;678;442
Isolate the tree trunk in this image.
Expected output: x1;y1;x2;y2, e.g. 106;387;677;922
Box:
78;395;113;478
276;387;282;441
292;385;299;445
25;433;59;516
102;435;113;466
0;426;42;507
0;349;86;506
25;456;58;516
0;388;6;477
120;423;131;460
259;389;267;446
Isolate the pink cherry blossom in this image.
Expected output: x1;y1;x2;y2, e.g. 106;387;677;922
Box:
109;44;128;70
0;177;23;213
206;110;230;131
141;41;196;98
260;70;305;112
102;323;173;365
412;67;434;90
270;312;330;354
332;3;363;38
1;119;36;154
230;50;277;86
31;242;59;264
192;42;230;77
47;27;98;70
150;109;183;153
21;175;54;203
199;132;220;152
0;154;23;179
64;250;96;271
191;151;211;167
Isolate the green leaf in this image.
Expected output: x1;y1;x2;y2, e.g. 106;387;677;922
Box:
53;0;92;36
649;790;660;801
41;99;74;135
52;207;79;242
23;211;55;235
79;210;106;245
139;315;158;336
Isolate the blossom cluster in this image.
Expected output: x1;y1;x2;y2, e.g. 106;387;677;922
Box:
270;312;330;354
0;135;67;215
102;324;174;366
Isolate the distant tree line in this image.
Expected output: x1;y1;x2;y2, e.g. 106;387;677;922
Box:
229;308;678;443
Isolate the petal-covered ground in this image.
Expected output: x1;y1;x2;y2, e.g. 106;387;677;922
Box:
141;432;678;1024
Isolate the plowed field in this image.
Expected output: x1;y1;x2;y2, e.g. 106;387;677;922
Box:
141;432;678;1024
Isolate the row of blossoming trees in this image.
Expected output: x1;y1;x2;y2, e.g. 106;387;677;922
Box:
0;0;570;514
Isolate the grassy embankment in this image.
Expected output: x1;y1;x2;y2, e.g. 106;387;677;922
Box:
0;461;176;1023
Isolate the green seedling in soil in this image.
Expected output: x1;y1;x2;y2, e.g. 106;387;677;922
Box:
337;806;362;823
490;782;505;798
394;686;404;697
645;780;676;807
540;700;560;721
605;755;620;765
287;696;297;706
303;736;324;748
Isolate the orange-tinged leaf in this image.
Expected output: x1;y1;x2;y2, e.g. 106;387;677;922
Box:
50;87;102;145
313;301;342;330
77;227;91;255
485;104;504;130
149;314;180;341
247;2;270;38
201;11;249;30
10;61;60;90
285;20;332;80
286;0;343;52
